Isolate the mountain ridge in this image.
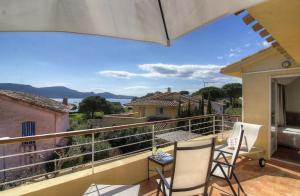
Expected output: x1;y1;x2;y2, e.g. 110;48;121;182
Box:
0;83;134;99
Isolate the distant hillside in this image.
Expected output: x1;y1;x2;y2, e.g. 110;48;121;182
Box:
0;83;134;99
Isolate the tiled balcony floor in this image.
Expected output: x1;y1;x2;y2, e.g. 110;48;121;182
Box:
139;158;300;196
272;146;300;165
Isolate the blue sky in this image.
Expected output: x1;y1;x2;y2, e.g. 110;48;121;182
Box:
0;12;269;96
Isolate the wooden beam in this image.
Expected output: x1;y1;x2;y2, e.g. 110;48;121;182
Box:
242;14;255;25
277;47;285;53
272;42;279;47
252;23;263;32
283;54;292;60
235;9;245;15
259;30;270;38
266;36;275;43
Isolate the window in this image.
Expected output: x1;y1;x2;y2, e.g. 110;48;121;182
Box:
21;121;36;145
156;107;164;115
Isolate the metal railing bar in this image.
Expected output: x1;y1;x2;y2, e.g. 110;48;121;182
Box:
0;142;92;159
94;139;153;154
0;115;217;145
224;120;239;123
0;147;154;186
94;131;153;144
154;124;190;134
0;152;93;173
0;131;154;159
0;114;245;189
95;147;152;165
1;137;154;173
191;125;214;132
190;121;213;127
156;141;174;147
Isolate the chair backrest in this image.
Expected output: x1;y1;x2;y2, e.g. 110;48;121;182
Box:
229;126;244;177
231;122;262;152
170;137;215;196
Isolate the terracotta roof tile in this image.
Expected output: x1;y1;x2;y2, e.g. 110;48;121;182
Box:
0;90;69;113
127;100;178;107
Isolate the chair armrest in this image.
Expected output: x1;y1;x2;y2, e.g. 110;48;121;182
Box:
215;149;233;155
214;150;231;164
156;168;170;189
213;160;235;168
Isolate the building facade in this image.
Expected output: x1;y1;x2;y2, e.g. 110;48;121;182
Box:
0;90;69;180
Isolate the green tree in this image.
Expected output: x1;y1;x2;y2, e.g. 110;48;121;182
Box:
179;91;190;95
139;91;162;99
222;83;242;107
79;96;110;118
192;86;224;100
108;102;125;114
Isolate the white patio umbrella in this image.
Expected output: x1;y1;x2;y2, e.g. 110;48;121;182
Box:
0;0;265;45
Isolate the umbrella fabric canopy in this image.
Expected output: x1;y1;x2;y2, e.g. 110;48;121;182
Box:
0;0;265;45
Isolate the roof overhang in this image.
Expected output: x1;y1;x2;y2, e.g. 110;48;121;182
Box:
220;47;275;77
248;0;300;64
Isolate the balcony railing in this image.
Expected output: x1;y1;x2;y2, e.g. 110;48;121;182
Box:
0;114;240;190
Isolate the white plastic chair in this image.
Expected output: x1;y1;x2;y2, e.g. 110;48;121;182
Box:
215;122;265;167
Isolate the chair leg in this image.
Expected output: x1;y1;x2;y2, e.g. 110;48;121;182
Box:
232;172;245;194
224;175;238;196
156;180;162;196
218;165;238;196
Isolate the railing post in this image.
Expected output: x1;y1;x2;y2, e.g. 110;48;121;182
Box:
92;133;95;174
152;125;155;155
221;115;224;140
213;115;216;135
188;119;191;133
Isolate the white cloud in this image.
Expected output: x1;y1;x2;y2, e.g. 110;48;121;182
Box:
226;47;242;58
262;41;271;47
98;63;235;83
98;70;137;79
244;43;251;47
230;48;242;53
124;86;150;90
138;64;223;79
217;56;224;60
228;53;236;58
256;41;271;48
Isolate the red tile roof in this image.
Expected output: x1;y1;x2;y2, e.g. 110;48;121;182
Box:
0;90;69;113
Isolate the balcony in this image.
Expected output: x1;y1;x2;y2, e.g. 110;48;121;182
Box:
141;158;300;195
0;114;299;195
